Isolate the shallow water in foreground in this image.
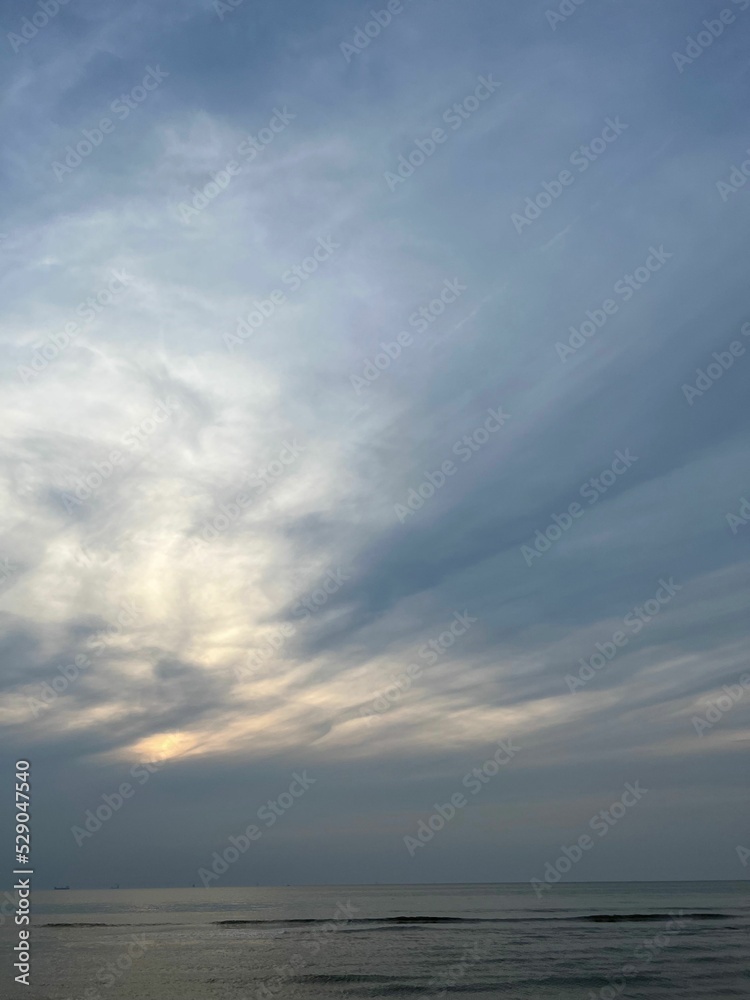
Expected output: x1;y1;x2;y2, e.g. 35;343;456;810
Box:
3;882;748;999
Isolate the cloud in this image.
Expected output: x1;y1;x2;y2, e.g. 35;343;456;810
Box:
0;0;748;886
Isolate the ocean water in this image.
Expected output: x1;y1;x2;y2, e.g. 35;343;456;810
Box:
4;882;748;999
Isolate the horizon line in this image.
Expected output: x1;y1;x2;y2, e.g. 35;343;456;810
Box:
20;878;747;891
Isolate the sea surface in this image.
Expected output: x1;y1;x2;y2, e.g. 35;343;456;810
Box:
3;882;748;999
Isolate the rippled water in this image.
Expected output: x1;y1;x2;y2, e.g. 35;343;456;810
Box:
4;882;748;998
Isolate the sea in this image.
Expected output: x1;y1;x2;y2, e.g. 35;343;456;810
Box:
3;882;748;999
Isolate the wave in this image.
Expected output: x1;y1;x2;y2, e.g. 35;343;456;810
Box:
214;916;474;925
40;921;178;928
40;911;740;929
582;912;731;922
213;912;737;926
41;922;112;928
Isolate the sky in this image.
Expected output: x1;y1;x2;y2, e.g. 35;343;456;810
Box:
1;0;749;889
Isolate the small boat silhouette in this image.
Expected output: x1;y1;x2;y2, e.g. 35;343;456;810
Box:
53;885;70;890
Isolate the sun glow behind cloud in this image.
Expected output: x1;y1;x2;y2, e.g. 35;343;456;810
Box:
1;0;749;885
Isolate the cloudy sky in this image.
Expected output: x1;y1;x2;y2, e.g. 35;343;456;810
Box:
1;0;749;888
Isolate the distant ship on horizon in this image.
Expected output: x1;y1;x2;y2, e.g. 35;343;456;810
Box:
53;885;70;890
